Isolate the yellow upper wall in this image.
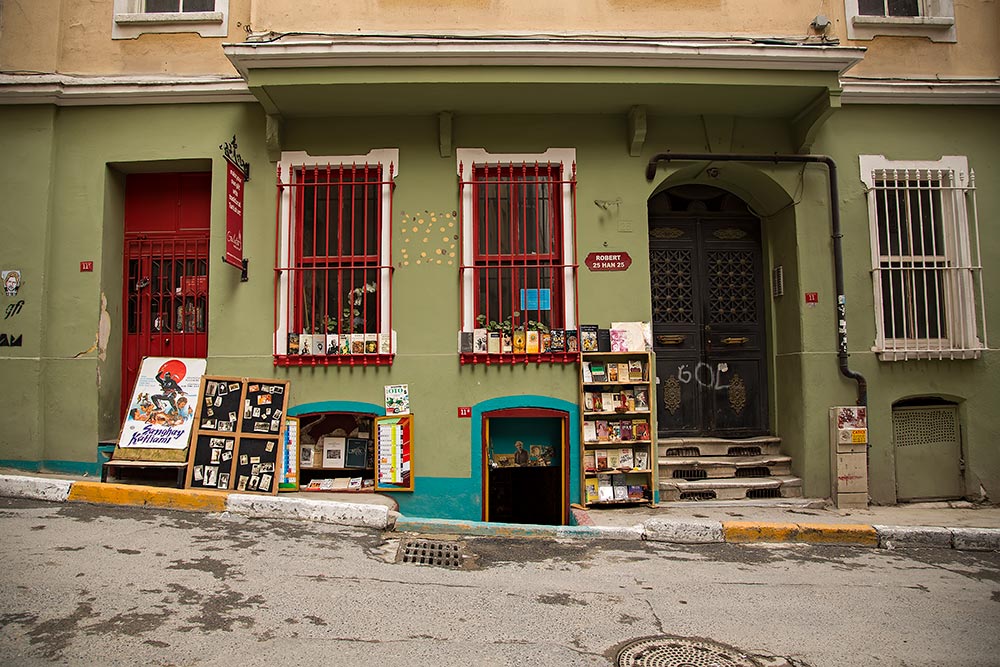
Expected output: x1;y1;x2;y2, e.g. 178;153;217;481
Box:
1;0;996;79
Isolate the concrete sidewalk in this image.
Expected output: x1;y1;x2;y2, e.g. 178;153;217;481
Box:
2;469;998;551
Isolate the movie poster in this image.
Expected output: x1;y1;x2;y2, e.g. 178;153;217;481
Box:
118;357;207;449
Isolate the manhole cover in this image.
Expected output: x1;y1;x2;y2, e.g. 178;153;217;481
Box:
617;635;763;667
397;538;465;568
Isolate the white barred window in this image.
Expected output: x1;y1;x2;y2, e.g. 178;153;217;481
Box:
860;155;986;360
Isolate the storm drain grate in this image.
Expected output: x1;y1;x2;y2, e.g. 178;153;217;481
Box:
617;635;763;667
679;490;717;501
397;538;465;568
747;488;781;499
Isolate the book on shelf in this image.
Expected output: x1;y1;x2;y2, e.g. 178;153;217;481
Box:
597;328;611;352
348;477;363;490
635;388;650;411
582;361;593;383
583;450;596;472
501;332;513;354
583;421;597;442
617;447;634;469
627;484;645;500
566;329;579;352
610;329;628;352
345;438;369;468
379;332;392;354
606;449;620;470
585;477;599;503
350;333;365;354
487;331;501;354
595;420;609;441
592;392;604;411
595;449;609;470
584;392;595;411
634;449;649;470
459;331;474;354
287;333;300;355
618;363;631;382
613;475;629;500
607;363;618;382
321;436;346;469
611;321;649;352
580;324;599;352
300;334;313;355
512;329;526;354
540;331;552;353
326;334;340;355
312;335;326;355
526;330;540;354
619;419;634;441
549;329;565;352
590;362;607;383
628;359;644;381
622;389;636;412
634;420;651;441
340;335;352;355
597;474;614;502
609;421;621;442
602;392;617;411
473;328;488;353
365;333;378;354
300;445;315;467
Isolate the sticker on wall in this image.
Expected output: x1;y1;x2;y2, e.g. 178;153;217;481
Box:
5;300;24;320
398;210;457;267
3;270;21;297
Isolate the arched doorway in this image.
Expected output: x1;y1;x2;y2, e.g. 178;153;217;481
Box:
648;184;768;438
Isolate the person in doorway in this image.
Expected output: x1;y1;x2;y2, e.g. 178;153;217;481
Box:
513;440;529;466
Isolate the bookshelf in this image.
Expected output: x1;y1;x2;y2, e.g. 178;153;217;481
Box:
580;351;656;506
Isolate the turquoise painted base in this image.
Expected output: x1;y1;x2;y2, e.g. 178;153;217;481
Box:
0;459;98;478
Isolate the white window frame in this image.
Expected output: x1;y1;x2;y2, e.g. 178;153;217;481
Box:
456;147;577;333
860;154;986;360
112;0;229;40
845;0;956;42
275;149;397;356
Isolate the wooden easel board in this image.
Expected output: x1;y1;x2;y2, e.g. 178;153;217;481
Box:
185;376;290;495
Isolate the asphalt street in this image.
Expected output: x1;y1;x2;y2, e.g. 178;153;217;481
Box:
1;497;998;666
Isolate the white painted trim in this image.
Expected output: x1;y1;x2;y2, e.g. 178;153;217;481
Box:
0;74;253;106
112;0;230;39
276;149;399;355
841;78;1000;105
456;147;577;332
223;36;865;79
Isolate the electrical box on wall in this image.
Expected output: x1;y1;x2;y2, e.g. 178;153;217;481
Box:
829;406;869;508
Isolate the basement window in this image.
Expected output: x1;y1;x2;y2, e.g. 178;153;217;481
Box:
112;0;229;39
845;0;956;42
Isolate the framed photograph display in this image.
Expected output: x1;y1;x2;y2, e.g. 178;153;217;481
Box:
186;376;290;495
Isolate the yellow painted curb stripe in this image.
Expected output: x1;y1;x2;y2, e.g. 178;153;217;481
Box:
723;521;799;543
67;482;226;513
795;522;878;547
723;520;877;546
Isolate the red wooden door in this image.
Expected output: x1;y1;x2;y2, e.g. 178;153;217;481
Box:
121;173;211;418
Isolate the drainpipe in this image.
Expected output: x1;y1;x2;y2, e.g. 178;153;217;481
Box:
646;152;868;407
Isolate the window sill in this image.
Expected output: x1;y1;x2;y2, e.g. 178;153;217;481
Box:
848;14;956;42
275;354;394;367
852;15;954;29
874;348;981;361
460;352;580;366
114;11;224;26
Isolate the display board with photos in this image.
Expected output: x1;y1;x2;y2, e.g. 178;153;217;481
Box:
186;376;290;495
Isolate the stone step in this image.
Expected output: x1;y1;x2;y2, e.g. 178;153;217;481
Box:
659;454;792;480
658;436;782;458
659;475;803;502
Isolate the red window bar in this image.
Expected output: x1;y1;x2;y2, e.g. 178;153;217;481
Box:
274;162;395;366
458;161;580;365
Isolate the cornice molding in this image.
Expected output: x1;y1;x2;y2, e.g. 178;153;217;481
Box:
841;78;1000;105
0;74;254;106
222;35;866;79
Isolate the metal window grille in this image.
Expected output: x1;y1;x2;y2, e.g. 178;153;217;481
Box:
143;0;215;12
275;162;394;366
858;0;920;16
866;164;987;360
458;161;579;364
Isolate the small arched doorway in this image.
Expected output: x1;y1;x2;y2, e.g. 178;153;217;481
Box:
648;184;768;437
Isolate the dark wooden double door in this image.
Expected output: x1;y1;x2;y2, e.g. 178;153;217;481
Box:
649;203;768;438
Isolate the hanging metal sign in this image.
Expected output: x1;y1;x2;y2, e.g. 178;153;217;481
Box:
220;135;250;280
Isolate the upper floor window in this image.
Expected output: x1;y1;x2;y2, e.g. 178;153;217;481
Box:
112;0;229;39
275;150;397;366
845;0;956;42
457;148;579;364
860;155;986;360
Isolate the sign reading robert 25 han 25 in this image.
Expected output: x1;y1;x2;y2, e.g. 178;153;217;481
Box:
118;357;207;449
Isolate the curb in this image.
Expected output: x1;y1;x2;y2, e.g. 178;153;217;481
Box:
1;474;998;551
